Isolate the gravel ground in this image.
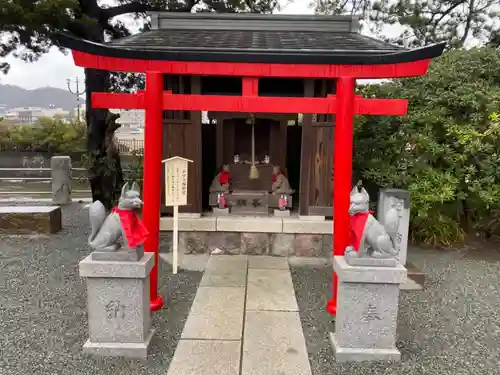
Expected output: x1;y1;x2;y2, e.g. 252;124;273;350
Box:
0;203;202;375
291;244;500;375
3;201;500;375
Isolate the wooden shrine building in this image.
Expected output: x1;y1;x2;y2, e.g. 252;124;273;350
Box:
59;12;444;218
56;12;445;313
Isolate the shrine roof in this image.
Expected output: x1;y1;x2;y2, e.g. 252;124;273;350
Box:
56;13;446;65
108;29;402;54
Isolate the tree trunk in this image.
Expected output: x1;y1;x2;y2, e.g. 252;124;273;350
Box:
84;50;124;209
66;0;127;209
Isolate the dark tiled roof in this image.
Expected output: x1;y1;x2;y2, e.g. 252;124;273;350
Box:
108;29;403;54
56;30;445;65
56;13;446;65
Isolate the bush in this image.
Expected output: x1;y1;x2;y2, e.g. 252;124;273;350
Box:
123;150;144;187
355;47;500;245
0;116;87;153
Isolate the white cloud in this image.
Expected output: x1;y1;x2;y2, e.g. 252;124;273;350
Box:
1;49;85;90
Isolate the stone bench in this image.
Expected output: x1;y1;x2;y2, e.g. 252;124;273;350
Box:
0;206;62;234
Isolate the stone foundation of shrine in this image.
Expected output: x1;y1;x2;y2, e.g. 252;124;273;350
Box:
159;215;333;257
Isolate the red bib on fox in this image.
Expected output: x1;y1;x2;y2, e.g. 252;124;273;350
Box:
348;211;373;252
112;207;149;248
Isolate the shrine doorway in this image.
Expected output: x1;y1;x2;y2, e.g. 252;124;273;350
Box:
202;113;299;214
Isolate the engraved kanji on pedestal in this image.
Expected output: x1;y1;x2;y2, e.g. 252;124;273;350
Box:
329;256;407;362
79;253;155;359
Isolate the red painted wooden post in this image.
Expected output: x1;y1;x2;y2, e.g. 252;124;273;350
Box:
326;77;356;316
142;71;164;311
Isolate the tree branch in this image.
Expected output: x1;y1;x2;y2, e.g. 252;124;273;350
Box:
460;0;474;44
102;2;158;21
169;0;201;12
435;1;466;25
245;0;258;12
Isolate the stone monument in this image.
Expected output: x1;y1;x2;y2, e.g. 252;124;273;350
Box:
377;188;411;266
51;156;72;205
330;184;407;362
79;182;155;359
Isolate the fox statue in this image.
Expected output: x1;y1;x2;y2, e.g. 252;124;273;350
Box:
345;184;400;265
88;181;149;252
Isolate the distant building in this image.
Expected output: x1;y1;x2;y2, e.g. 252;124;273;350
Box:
4;106;70;125
111;109;144;132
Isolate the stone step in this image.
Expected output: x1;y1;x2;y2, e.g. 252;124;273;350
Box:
406;261;426;288
229;206;269;215
0;205;62;234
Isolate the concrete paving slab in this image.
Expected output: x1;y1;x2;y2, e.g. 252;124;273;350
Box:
160;216;216;231
248;256;289;270
206;255;247;272
167;339;241;375
242;311;312;375
181;287;245;340
283;217;333;234
200;269;247;287
246;269;298;311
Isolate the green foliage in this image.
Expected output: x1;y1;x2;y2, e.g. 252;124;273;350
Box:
0;117;87;153
354;47;500;245
123;150;144;188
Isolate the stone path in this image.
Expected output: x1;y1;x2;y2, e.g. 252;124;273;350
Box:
166;255;312;375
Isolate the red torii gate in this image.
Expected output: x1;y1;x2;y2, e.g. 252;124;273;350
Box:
58;33;445;314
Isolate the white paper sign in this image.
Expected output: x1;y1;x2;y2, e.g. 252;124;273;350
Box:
163;157;192;207
162;156;193;275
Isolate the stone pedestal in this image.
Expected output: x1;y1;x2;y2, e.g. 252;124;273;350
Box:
299;215;325;221
79;252;155;359
273;209;290;217
330;256;407;362
213;207;229;216
51;156;72;205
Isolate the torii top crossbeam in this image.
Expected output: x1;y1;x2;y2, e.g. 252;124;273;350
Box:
56;12;445;314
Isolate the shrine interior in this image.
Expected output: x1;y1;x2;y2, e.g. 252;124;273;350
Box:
160;75;336;217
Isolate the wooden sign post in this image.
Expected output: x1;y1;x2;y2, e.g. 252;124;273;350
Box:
162;156;193;274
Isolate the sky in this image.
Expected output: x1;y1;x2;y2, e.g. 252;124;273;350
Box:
0;1;314;90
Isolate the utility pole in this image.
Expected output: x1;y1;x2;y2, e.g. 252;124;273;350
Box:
67;77;86;122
